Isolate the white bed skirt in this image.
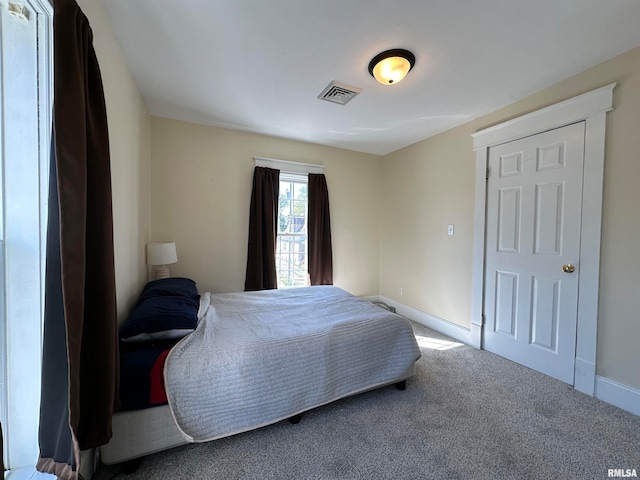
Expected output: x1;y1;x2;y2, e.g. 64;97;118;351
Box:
100;405;188;465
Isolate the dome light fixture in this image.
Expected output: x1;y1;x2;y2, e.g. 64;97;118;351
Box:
368;49;415;85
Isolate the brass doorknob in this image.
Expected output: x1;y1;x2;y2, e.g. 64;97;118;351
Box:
562;264;575;273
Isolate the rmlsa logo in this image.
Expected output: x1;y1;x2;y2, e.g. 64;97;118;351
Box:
608;469;638;478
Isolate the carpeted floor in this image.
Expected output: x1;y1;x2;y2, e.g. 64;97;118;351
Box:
96;321;640;480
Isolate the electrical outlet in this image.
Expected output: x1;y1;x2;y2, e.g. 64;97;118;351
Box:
448;224;454;236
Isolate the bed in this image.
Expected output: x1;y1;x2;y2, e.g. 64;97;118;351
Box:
101;280;421;465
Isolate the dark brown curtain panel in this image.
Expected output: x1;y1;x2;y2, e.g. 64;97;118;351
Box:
244;167;280;291
38;0;119;478
308;173;333;285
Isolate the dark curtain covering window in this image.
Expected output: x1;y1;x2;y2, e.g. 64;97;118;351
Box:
308;173;333;285
37;0;119;478
244;167;280;291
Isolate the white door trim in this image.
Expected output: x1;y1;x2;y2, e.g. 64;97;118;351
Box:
470;83;616;395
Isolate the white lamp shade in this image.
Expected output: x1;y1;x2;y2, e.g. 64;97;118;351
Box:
146;242;178;266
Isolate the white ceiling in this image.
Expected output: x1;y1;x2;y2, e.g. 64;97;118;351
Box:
99;0;640;155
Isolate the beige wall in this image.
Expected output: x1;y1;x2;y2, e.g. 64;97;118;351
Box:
78;0;152;321
380;126;476;328
380;47;640;390
150;118;381;297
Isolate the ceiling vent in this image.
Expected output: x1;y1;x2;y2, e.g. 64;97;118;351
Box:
318;81;362;106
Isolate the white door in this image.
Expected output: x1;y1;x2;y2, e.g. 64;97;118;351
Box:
483;122;585;384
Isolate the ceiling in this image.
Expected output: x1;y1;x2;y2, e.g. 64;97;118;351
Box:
99;0;640;155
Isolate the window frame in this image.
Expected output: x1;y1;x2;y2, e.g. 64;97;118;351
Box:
1;0;53;474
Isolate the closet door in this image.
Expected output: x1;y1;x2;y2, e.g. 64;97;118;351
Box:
483;122;585;384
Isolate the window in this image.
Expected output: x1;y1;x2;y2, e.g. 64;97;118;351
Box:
276;174;308;288
253;156;324;289
1;0;52;475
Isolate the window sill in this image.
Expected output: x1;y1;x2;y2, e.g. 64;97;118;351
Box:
5;467;54;480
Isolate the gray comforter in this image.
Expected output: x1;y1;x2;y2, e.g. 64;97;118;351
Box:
164;286;421;442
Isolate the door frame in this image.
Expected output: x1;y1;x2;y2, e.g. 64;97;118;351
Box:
469;83;616;395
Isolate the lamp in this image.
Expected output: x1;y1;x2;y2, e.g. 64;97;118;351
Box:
146;242;178;280
368;49;415;85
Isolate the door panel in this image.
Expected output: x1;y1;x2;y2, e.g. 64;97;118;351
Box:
530;276;559;351
534;182;563;255
495;271;518;337
484;122;585;384
497;187;521;253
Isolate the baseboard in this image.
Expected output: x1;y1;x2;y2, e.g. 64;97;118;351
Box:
361;296;380;303
574;357;596;395
365;297;638;418
375;296;471;345
595;376;640;417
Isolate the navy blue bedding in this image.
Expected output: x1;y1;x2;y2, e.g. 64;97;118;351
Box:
138;277;199;304
118;278;200;411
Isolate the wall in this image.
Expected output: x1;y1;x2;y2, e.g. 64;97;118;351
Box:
78;0;152;321
380;47;640;391
379;126;475;329
150;118;381;297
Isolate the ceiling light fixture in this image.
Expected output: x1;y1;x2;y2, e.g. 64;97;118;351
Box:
368;49;415;85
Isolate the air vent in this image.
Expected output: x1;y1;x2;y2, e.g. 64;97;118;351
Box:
318;81;362;106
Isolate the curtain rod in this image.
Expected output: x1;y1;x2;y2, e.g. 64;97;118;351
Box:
254;156;324;175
